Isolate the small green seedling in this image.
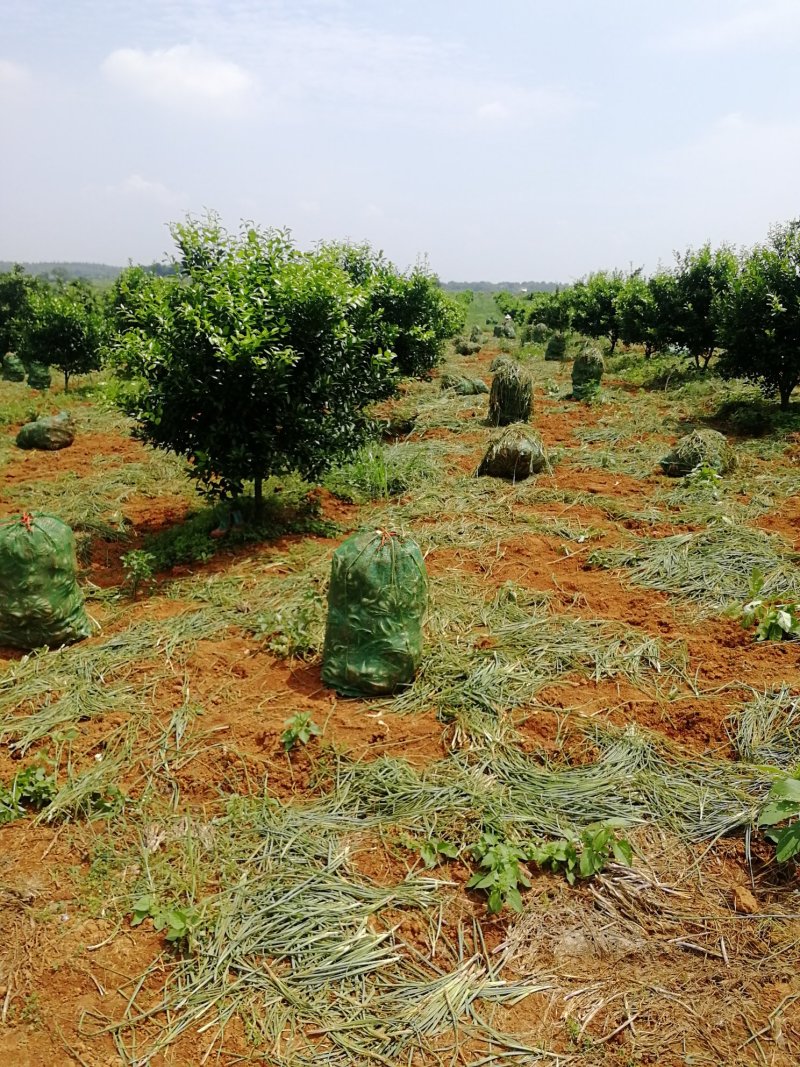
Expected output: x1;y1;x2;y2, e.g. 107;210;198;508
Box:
757;775;800;863
0;764;57;824
121;549;156;599
684;462;722;498
742;569;800;641
131;894;200;945
467;830;531;914
281;712;321;753
418;837;459;868
528;823;633;886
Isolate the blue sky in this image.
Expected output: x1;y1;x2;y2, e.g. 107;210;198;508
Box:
1;0;799;280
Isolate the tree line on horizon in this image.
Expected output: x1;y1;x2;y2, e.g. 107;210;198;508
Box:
493;220;800;409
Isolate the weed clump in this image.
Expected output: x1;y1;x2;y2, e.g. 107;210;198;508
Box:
488;361;533;426
660;429;736;477
477;425;549;481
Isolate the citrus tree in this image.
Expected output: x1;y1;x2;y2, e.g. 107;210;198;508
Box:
569;271;626;353
19;280;104;390
108;217;398;513
617;270;678;358
672;243;737;369
719;222;800;409
0;266;40;356
326;242;463;377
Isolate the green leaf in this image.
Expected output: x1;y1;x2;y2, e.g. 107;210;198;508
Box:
611;839;633;866
775;823;800;863
758;800;800;827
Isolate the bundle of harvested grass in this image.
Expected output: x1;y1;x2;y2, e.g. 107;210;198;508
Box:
440;372;488;396
522;322;549;344
455;340;481;356
477;424;549;481
660;429;736;476
545;332;568;361
488;360;533;426
469;324;483;343
571;346;605;400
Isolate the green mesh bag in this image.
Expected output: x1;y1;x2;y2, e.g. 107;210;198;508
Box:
321;529;428;696
2;353;26;382
26;362;51;390
0;514;93;649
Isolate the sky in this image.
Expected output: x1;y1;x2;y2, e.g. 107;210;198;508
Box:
1;0;799;281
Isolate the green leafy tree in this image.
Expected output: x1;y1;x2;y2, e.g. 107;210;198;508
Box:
0;266;40;355
108;216;396;514
526;288;573;332
719;222;800;410
494;291;525;322
19;280;104;390
569;271;625;353
672;242;737;369
617;270;678;358
324;242;464;377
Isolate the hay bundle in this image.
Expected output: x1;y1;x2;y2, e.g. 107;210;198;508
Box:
455;340;482;356
440;373;488;396
493;322;516;340
490;354;514;373
521;322;549;344
26;362;51;391
478;425;549;481
469;325;483;343
488;361;533;426
660;429;737;477
544;332;568;361
571;346;605;400
2;352;25;382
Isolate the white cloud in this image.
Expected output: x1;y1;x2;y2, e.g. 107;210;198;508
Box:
642;111;800;252
0;58;30;88
112;172;184;207
142;9;584;130
476;102;510;122
667;0;800;51
101;44;254;114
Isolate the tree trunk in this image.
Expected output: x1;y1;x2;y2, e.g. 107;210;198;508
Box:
608;333;618;355
64;370;70;392
779;379;795;410
700;349;714;371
